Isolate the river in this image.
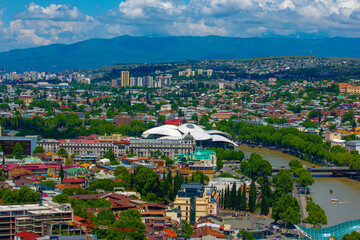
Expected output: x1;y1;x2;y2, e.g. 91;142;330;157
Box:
237;145;360;227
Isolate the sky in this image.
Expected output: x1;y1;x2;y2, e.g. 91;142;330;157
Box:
0;0;359;52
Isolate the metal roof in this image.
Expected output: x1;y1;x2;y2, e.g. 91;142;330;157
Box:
295;218;360;240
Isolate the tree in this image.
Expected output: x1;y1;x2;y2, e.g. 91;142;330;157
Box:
237;229;255;240
157;115;166;125
289;159;302;170
107;209;146;240
248;181;256;212
305;199;327;228
181;220;193;238
191;171;209;184
114;166;131;185
341;231;360;240
13;143;24;159
272;194;301;230
103;149;117;164
52;194;69;203
274;170;294;195
59;164;64;184
191;114;198;122
41;180;56;188
33;146;45;154
57;148;69;158
298;171;314;188
241;187;247;211
260;195;269;215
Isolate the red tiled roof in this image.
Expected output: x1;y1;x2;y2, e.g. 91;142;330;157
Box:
191;227;225;239
163;229;178;237
15;231;41;240
63;178;85;183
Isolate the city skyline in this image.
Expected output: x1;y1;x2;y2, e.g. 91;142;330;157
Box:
0;0;359;52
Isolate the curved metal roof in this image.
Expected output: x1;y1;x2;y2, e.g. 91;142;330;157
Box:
205;130;233;139
178;124;204;134
142;126;182;138
211;135;238;146
295;218;360;240
190;131;212;141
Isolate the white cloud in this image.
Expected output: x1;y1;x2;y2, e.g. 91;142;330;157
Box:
0;0;359;51
14;2;86;21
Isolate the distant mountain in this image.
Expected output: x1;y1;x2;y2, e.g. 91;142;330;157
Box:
0;35;359;72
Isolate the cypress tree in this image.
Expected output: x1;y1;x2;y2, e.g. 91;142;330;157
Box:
226;185;231;209
249;181;256;212
241;186;247;211
260;195;269;215
59;164;64;183
230;183;237;210
237;187;242;211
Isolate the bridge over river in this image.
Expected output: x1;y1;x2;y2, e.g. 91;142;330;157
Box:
272;166;360;175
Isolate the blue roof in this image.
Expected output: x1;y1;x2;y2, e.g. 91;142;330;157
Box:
295;218;360;240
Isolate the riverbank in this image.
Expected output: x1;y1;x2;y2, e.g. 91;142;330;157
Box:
235;144;318;167
236;145;360;227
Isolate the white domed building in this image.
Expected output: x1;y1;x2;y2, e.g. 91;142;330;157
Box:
142;123;237;148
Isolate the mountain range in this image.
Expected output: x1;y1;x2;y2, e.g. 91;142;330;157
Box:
0;35;359;72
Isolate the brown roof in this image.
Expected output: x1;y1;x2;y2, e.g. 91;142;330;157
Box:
68;193;108;200
191;227;226;239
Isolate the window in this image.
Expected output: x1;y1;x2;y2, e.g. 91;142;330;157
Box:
210;210;212;213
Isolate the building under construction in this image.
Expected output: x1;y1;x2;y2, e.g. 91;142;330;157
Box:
0;202;75;240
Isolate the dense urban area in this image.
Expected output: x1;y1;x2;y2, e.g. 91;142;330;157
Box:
0;56;360;240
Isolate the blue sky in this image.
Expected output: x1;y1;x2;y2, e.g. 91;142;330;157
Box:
0;0;359;51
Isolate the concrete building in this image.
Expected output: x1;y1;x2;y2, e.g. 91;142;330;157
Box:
38;139;130;159
129;139;196;159
0;202;73;240
121;71;129;87
324;131;342;142
173;183;219;225
345;140;360;152
0;136;38;156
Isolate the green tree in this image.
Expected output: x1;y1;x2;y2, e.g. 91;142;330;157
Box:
341;231;360;240
103;149;117;164
260;195;269;215
41;180;56;188
114;166;131;185
33;146;45;154
181;220;193;238
272;194;301;230
191;171;209;184
199;114;209;126
237;229;255;240
13;143;24;159
107;209;146;240
57;148;69;158
248;181;256;212
191;114;198;122
305;199;327;228
289;159;302;170
52;194;69;203
274;170;294;195
298;171;314;188
157;115;166;125
59;164;64;183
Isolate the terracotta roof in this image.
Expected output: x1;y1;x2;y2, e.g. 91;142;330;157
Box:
191;226;225;239
15;231;41;240
163;229;178;238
